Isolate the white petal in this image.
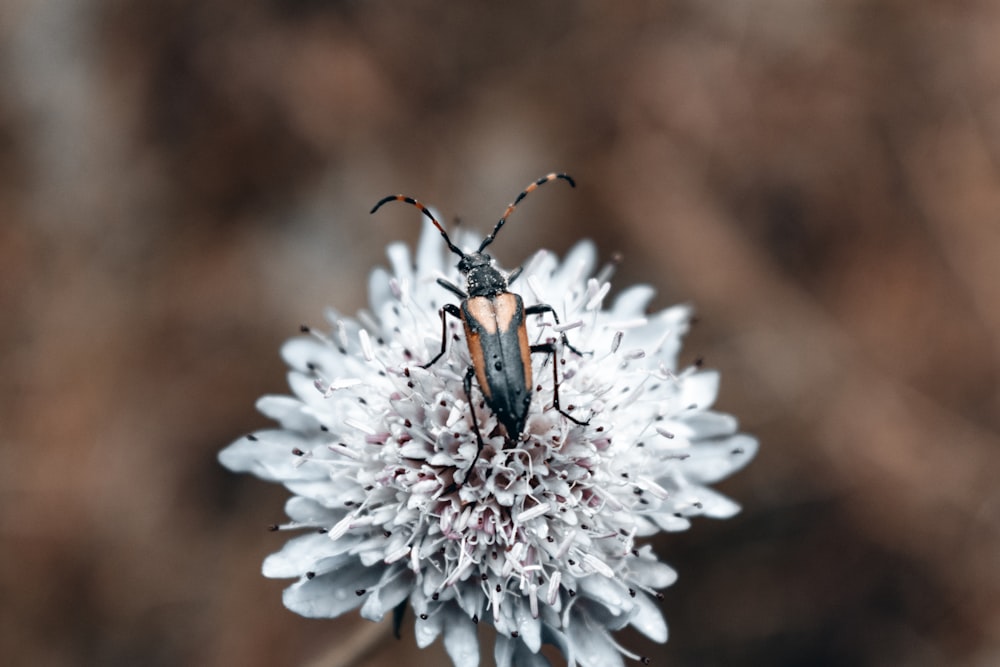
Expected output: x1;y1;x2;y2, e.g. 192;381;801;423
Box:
360;572;412;621
416;219;447;276
674;411;738;439
494;635;516;667
386;241;414;288
681;434;759;483
284;496;343;524
567;620;623;667
218;432;324;482
679;370;719;411
280;337;335;373
262;533;343;578
637;306;693;368
284;479;358;508
513;644;551;667
368;267;393;313
413;603;443;648
543;241;596;299
628;593;668;642
578;576;629;616
282;561;382;618
496;636;551;667
442;610;479;667
694;486;740;519
627;556;677;589
514;599;542;652
256;395;318;431
610;285;656;318
648;511;692;533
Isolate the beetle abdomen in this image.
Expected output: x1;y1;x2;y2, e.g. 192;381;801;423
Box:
462;293;533;438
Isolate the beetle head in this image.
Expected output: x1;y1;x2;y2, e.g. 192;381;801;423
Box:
459;252;507;297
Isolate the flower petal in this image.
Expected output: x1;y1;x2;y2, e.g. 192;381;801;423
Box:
567;619;624;667
283;496;343;524
442;608;480;667
680;370;719;411
628;552;678;589
610;284;656;318
282;560;383;618
256;395;319;431
262;533;348;578
218;431;324;482
681;434;759;483
513;599;542;652
674;411;738;439
578;575;630;616
413;600;443;648
360;570;412;621
495;635;551;667
629;592;668;642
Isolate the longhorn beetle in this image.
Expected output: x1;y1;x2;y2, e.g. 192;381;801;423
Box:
371;173;589;475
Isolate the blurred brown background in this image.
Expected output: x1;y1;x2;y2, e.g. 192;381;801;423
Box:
2;1;999;666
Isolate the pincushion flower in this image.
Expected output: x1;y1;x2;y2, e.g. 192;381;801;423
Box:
220;183;757;666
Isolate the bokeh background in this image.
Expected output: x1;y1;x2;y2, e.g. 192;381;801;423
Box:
3;1;999;665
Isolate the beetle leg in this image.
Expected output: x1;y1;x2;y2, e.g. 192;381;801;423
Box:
506;265;523;286
421;303;463;369
462;365;487;479
436;278;467;299
530;342;591;426
524;303;590;357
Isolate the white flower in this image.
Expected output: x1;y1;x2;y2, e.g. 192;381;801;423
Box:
220;216;757;667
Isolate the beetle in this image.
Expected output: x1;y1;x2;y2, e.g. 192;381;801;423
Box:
370;172;589;474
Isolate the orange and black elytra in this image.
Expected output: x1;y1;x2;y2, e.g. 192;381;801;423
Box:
371;173;590;478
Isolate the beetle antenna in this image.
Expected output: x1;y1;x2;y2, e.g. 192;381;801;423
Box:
371;195;466;258
478;172;575;253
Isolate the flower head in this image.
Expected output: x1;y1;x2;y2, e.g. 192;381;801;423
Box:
220;217;757;667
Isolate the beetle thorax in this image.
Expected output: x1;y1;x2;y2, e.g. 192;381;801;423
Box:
459;252;508;298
